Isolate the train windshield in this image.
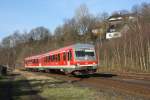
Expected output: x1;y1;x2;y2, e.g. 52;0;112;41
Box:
75;49;96;60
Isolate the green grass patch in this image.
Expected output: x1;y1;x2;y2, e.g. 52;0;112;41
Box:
40;86;95;100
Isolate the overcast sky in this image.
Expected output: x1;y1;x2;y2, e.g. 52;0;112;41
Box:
0;0;149;41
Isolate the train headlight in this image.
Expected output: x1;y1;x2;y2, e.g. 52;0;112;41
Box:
93;62;96;64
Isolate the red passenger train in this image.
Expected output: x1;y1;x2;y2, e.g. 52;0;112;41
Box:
24;43;98;75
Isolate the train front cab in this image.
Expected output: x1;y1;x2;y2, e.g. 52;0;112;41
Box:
72;47;98;75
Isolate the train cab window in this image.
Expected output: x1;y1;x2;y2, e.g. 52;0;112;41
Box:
75;49;96;60
63;52;66;61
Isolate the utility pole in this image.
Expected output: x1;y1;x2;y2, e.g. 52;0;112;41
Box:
9;39;15;70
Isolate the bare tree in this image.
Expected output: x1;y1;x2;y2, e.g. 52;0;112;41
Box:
29;26;50;40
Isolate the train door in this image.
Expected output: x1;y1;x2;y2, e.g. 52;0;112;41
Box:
62;50;72;66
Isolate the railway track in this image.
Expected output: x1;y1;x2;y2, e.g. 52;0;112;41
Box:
21;70;150;99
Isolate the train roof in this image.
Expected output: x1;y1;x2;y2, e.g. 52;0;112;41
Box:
56;43;95;50
71;43;94;48
25;43;95;60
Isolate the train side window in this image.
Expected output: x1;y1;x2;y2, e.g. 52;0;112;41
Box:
70;51;72;60
44;57;47;62
52;55;55;62
55;54;57;61
46;56;48;62
33;59;35;63
31;60;33;63
34;59;37;63
53;55;55;61
63;52;66;61
67;52;69;61
49;56;51;62
35;59;38;63
50;56;52;62
47;56;50;62
68;51;72;61
58;54;60;61
52;55;53;61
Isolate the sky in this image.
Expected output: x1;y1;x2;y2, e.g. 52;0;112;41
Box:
0;0;150;41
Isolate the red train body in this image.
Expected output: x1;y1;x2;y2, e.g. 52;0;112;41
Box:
24;43;98;75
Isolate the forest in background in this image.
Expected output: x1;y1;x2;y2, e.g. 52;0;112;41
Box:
0;2;149;72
